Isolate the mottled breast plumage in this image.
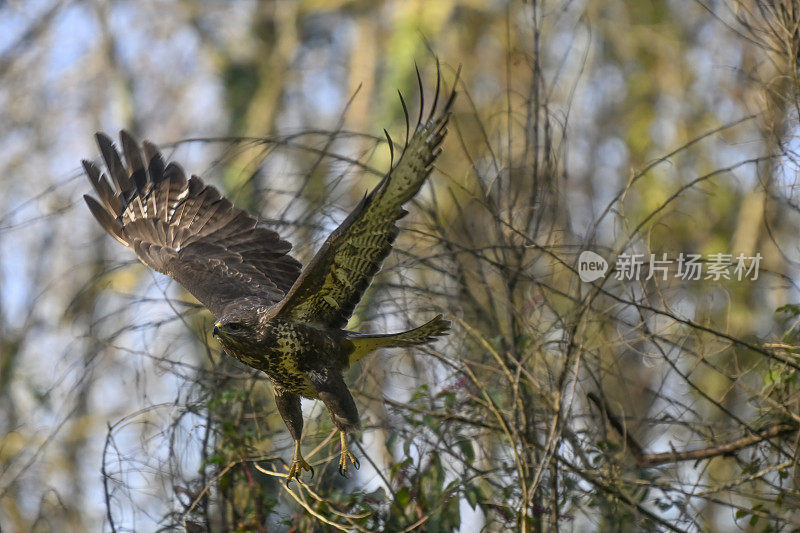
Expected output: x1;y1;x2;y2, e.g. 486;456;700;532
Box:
221;319;352;398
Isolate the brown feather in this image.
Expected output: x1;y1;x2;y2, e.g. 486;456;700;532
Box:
83;131;302;317
83;195;128;246
120;130;147;193
277;81;455;328
95;133;133;199
82;160;122;214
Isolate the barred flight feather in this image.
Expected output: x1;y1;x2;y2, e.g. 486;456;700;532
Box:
83;132;302;317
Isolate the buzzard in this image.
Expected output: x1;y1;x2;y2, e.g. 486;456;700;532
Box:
83;75;455;482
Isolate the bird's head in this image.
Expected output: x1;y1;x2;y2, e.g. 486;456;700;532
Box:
212;302;266;351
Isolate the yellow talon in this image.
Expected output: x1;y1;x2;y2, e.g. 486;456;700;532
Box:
286;441;313;484
337;431;360;477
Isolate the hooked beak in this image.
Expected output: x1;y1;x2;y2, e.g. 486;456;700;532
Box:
213;322;221;337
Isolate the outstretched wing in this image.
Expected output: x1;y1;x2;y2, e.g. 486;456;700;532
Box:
276;71;456;328
83;131;302;317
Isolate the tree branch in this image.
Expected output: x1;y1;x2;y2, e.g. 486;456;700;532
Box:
588;392;795;468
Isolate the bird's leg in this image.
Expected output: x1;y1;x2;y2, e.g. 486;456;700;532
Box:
338;430;360;477
287;440;313;483
274;387;313;484
308;368;362;477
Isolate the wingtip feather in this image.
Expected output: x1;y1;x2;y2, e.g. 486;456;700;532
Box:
84;195;129;246
95;131;133;197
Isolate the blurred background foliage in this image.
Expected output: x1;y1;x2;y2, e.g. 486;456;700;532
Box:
3;0;800;531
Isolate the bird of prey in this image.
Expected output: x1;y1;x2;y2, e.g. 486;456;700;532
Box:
83;75;454;482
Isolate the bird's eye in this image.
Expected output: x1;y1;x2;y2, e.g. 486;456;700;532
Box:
226;322;244;332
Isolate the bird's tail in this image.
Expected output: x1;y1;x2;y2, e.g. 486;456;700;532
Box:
346;315;450;365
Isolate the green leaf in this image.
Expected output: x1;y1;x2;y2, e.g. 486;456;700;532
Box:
777;303;800;317
411;384;429;402
395;486;411;508
423;414;439;430
459;439;475;463
465;486;481;510
205;453;225;466
391;457;413;480
386;430;398;451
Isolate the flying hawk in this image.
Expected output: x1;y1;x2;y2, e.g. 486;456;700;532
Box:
83;76;454;482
